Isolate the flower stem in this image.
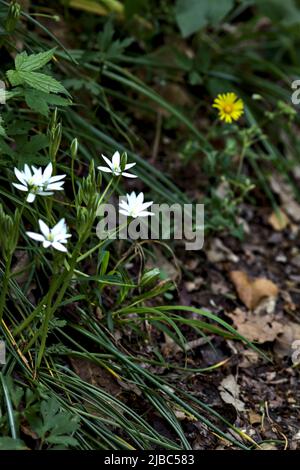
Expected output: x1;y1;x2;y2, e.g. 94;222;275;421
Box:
0;252;12;325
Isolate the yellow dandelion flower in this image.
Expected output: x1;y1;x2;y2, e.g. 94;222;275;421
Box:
213;92;244;123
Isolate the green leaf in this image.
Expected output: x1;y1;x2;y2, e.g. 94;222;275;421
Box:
15;48;57;72
0;116;6;137
20;71;68;94
0;437;27;450
175;0;234;37
28;397;80;449
25;89;71;116
7;69;68;94
22;134;49;156
256;0;300;26
125;0;148;19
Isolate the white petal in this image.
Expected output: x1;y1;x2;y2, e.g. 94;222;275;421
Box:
12;183;28;192
52;218;67;236
38;191;54;196
97;166;113;173
121;172;137;178
112;151;120;167
127;192;136;204
137;210;154;217
141;201;153;211
43;162;53;181
26;193;36;203
43;240;51;248
26;231;45;242
24;164;32;179
119;209;130;216
52;241;68;252
48;174;66;183
101;154;114;169
124;162;136;170
39;220;50;237
46;182;64;191
14;168;27;184
137;192;144;204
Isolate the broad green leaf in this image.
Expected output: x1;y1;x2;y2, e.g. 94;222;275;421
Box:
15;48;57;72
22;134;49;155
0;437;27;450
7;69;68;94
175;0;234;37
25;89;71;116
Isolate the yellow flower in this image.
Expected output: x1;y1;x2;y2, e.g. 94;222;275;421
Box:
213;92;244;123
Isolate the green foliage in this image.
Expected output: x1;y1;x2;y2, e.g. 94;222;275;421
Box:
26;397;80;448
175;0;234;37
6;49;69;95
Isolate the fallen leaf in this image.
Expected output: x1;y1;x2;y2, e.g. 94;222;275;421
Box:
228;308;283;343
270;176;300;222
274;321;300;358
207;238;239;263
218;374;245;412
259;443;278;450
230;271;279;310
249;411;261;425
70;357;121;396
268;209;290;231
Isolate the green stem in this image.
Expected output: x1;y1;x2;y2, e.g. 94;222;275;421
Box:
0;252;12;325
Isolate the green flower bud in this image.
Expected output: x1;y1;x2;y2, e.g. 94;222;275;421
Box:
5;1;21;33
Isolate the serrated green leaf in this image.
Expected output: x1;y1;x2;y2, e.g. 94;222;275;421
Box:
25;89;49;116
6;70;23;86
25;89;71;116
15;51;28;70
16;48;56;72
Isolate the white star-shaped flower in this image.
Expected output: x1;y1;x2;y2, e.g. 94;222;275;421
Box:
98;151;137;178
119;192;154;218
13;163;66;203
26;218;71;252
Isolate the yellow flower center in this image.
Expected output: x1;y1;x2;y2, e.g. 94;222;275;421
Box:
224;104;233;114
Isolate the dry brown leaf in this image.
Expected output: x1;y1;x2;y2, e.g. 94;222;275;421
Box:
207;238;239;263
70;357;121;396
230;270;278;310
249;411;261;425
268;209;290;231
270;176;300;222
218;375;245;412
228;308;283;343
274;321;300;358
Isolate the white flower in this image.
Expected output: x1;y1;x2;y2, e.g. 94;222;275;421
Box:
13;163;66;203
119;192;154;218
26;218;71;252
98;151;137;178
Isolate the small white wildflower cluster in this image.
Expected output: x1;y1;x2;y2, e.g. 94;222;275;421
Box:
13;163;65;203
13;150;153;252
26;219;71;253
98;151;153;219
